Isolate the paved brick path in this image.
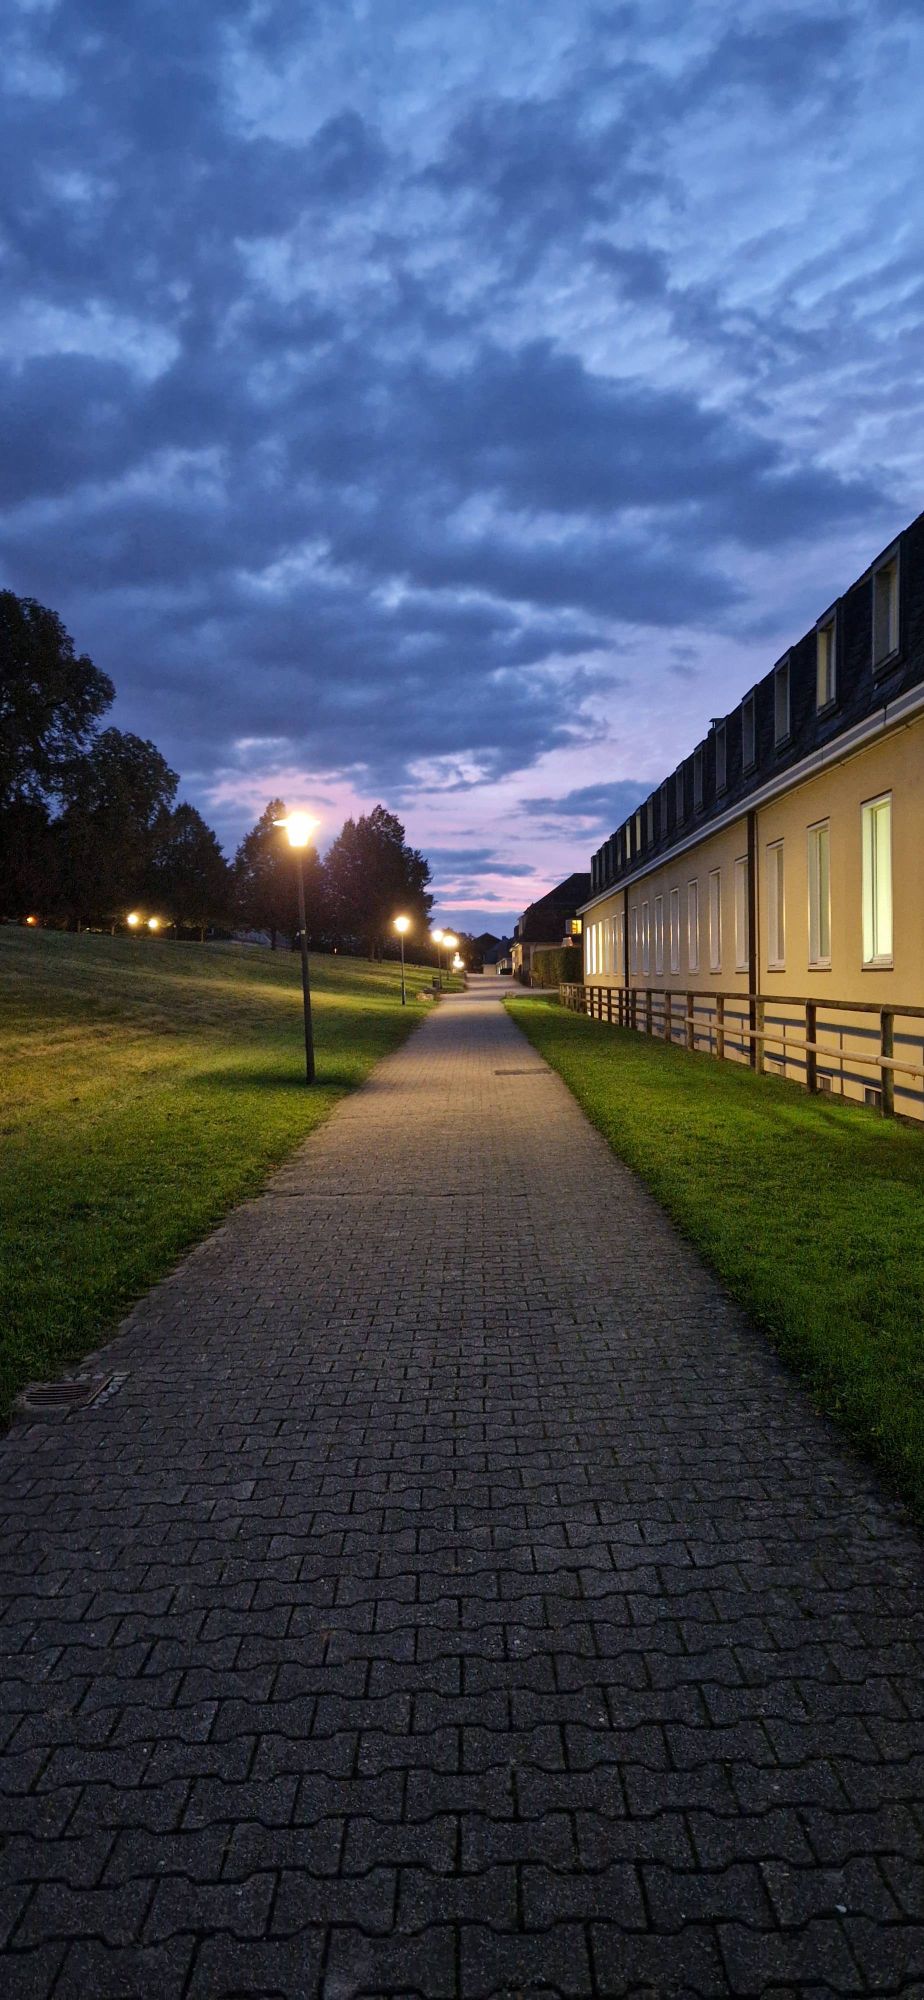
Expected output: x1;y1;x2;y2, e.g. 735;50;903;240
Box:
2;980;923;1998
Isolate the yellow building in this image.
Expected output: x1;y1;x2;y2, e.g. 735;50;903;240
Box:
577;511;924;1117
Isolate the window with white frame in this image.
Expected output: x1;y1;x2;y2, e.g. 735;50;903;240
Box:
641;900;650;975
693;744;704;812
808;820;831;968
675;766;685;821
708;870;721;972
660;780;670;837
687;881;700;972
862;794;893;966
741;692;756;771
629;905;638;974
733;857;749;972
872;554;899;670
646;797;655;845
816;616;836;710
767;840;785;969
669;888;681;974
635;809;643;852
654;895;664;976
774;658;790;745
714;721;727;793
617;908;625;977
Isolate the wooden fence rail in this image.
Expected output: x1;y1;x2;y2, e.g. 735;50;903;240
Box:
558;983;924;1120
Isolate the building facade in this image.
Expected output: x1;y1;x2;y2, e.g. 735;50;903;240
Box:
511;873;590;983
578;509;924;1116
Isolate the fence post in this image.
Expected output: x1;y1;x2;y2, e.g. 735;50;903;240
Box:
805;1000;817;1094
754;996;765;1075
716;995;725;1061
686;993;694;1052
645;989;653;1037
606;987;613;1026
881;1010;895;1116
663;990;672;1043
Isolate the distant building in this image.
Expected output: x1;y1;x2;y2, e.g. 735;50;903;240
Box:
474;931;513;967
578;507;924;1117
511;874;590;983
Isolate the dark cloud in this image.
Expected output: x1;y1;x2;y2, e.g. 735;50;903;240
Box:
523;780;651;834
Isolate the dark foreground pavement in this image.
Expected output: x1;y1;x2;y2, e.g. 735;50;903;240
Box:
1;980;923;1998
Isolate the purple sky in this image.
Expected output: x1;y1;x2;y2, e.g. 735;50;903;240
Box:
3;0;923;933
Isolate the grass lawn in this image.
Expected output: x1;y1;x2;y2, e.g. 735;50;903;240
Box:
1;928;452;1422
509;995;924;1520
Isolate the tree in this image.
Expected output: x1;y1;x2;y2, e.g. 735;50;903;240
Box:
150;803;232;938
0;591;114;809
233;800;325;950
55;728;179;926
324;805;433;958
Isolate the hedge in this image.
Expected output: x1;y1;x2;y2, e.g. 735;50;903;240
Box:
529;944;583;986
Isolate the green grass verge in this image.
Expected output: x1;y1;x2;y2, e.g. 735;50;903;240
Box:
508;994;924;1519
1;928;455;1420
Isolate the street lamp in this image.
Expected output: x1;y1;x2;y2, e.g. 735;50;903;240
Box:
443;932;458;984
430;926;445;991
127;912;141;929
147;917;161;932
393;914;410;1005
274;812;319;1085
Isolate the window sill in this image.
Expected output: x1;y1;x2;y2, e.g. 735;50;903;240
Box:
862;958;894;971
808;960;832;972
872;648;902;679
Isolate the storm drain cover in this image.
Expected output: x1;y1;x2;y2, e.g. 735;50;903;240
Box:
13;1373;127;1422
494;1067;547;1075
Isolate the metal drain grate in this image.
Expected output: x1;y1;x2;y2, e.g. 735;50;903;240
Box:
13;1372;127;1422
494;1067;547;1075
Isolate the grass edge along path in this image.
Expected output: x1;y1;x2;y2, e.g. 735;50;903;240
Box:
1;929;457;1424
508;994;924;1523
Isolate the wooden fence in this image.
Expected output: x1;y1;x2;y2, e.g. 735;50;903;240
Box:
559;983;924;1120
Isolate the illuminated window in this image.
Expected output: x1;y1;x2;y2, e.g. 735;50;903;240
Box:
654;895;664;976
641;900;650;975
767;841;785;969
569;918;582;936
816;616;836;710
687;881;700;973
872;554;899;669
734;856;749;973
774;658;790;746
808;820;831;968
862;795;892;966
669;888;681;974
629;906;638;974
708;869;721;972
742;692;756;772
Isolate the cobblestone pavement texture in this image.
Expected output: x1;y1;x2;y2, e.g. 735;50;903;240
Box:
1;979;923;1998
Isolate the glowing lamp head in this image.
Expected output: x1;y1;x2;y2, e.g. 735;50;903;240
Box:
452;953;464;970
431;928;445;945
25;915;39;927
443;932;458;951
147;917;161;932
127;912;141;928
394;914;411;935
274;812;317;849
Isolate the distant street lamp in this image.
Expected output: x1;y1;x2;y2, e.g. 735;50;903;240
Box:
430;926;445;991
274;812;319;1085
442;932;458;983
147;917;161;932
127;912;141;929
393;914;411;1005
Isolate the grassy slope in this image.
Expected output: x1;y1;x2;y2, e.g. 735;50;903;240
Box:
509;996;924;1519
1;929;448;1419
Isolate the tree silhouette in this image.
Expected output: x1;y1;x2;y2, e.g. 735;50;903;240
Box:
324;805;432;958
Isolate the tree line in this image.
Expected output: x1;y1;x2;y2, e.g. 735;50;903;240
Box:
1;591;436;955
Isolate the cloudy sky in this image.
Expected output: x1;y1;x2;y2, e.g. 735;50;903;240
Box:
3;0;923;931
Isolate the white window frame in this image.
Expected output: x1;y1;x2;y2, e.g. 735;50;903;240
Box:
742;692;756;772
808;820;831;970
617;908;625;979
653;894;664;976
734;856;749;973
861;794;893;968
708;869;721;973
641;900;650;975
774;657;790;746
669;888;681;974
816;613;837;711
687;881;700;973
629;905;638;975
767;840;785;970
872;551;899;671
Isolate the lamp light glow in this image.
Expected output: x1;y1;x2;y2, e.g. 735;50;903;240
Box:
127;912;141;928
431;928;444;944
274;812;317;849
25;915;39;927
442;932;458;951
147;917;161;931
394;915;411;935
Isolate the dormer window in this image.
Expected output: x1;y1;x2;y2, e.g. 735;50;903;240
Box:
693;743;704;812
774;657;790;746
872;551;899;670
646;797;654;844
741;692;756;772
635;808;643;851
714;720;727;793
816;614;837;710
675;766;685;821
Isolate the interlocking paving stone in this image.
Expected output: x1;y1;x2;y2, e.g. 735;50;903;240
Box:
1;976;923;1997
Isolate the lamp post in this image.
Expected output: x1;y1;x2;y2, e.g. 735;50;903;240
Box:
393;914;410;1004
442;932;458;984
430;927;444;991
274;812;319;1085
